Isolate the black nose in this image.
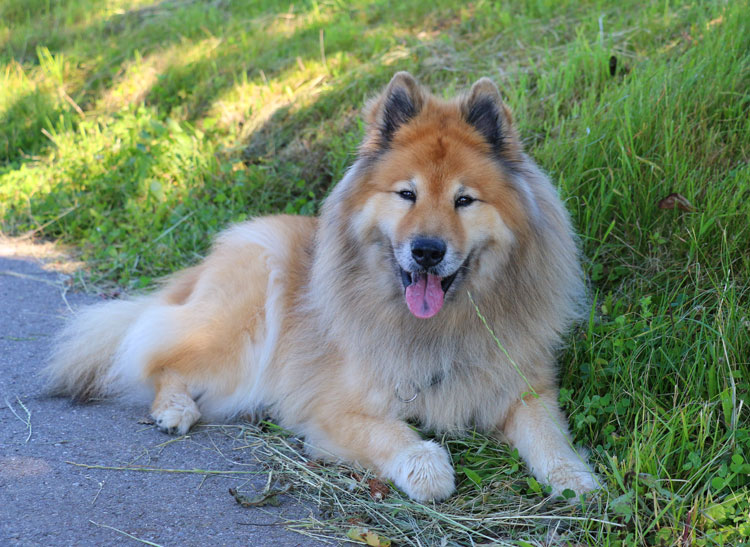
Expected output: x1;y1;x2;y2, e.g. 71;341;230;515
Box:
411;237;446;268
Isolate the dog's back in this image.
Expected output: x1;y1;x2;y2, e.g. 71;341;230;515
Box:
45;215;316;432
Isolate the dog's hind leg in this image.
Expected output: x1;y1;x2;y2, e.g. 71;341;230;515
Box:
501;390;598;497
112;303;214;435
136;310;248;435
150;367;201;435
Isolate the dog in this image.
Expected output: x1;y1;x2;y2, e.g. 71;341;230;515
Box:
46;72;598;502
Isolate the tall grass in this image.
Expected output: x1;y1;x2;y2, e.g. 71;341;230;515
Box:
2;0;748;544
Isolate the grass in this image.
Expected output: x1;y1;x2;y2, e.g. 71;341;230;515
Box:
2;0;749;545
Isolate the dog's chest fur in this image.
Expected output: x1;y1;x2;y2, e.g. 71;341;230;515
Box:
328;293;541;434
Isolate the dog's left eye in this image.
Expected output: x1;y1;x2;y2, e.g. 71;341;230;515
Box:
397;190;416;202
455;195;475;208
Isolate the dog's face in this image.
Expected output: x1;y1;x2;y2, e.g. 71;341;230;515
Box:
347;74;530;319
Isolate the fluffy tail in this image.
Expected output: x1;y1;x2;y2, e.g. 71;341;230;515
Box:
45;298;150;401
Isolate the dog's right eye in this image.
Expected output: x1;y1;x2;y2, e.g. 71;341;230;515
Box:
397;190;416;202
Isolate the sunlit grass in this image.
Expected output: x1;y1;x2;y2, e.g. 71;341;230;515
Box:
1;0;749;545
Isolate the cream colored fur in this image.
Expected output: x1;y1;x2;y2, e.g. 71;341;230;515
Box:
46;73;598;501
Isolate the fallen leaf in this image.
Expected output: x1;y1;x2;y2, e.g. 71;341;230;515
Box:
228;484;291;508
346;527;392;547
658;193;694;211
367;478;390;501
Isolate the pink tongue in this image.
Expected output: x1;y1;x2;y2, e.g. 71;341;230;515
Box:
405;274;444;319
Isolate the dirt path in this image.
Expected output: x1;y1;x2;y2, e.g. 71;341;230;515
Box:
0;249;325;546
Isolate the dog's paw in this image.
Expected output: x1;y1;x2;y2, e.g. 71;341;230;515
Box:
547;463;599;498
151;393;201;435
385;441;455;502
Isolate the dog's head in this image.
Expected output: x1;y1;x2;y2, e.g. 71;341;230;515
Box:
339;73;534;319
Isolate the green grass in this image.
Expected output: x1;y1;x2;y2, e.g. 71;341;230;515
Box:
2;0;749;545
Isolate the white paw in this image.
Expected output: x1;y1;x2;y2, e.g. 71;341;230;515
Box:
384;441;455;502
151;393;201;435
547;463;599;498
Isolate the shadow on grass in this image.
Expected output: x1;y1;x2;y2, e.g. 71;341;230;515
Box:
2;0;417;173
2;0;466;215
0;90;76;164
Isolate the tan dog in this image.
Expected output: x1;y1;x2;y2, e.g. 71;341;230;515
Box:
47;73;597;501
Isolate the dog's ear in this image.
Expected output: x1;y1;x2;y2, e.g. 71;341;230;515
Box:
362;72;425;154
462;78;522;163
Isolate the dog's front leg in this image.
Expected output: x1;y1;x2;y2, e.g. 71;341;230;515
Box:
307;409;455;502
501;390;598;498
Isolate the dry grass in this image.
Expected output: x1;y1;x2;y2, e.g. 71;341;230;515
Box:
225;422;615;546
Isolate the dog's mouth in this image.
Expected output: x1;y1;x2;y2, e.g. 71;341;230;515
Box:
398;263;465;320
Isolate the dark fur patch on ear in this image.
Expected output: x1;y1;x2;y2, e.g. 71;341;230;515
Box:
466;97;505;154
381;87;416;145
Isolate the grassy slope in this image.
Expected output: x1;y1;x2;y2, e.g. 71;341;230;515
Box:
2;0;748;545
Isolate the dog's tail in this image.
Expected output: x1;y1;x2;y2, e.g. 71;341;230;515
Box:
44;297;151;401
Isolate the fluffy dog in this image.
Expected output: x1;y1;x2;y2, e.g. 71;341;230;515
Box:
47;73;597;501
